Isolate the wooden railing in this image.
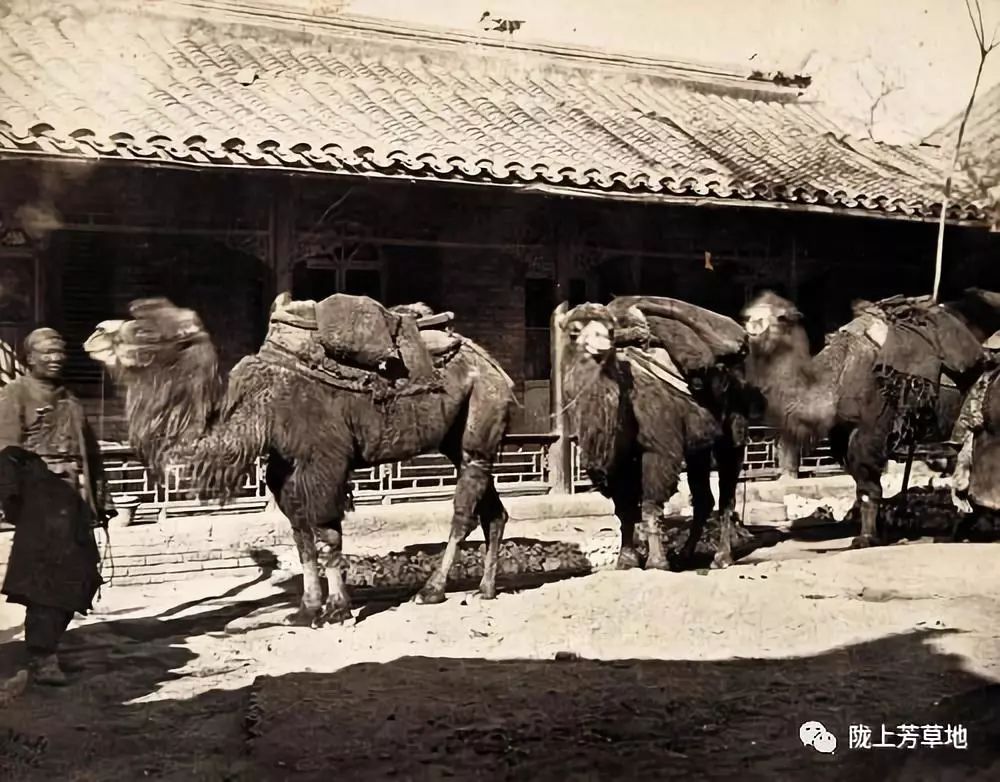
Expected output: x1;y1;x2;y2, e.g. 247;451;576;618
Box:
99;427;843;520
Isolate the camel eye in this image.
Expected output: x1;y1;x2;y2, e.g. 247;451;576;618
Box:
567;322;583;341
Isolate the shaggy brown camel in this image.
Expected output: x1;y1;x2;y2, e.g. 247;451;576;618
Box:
561;296;757;571
84;295;516;627
742;288;1000;548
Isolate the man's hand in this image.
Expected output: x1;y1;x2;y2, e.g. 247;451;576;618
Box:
952;490;973;515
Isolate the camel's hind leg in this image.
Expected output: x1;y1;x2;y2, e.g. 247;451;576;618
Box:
845;416;892;549
416;450;495;604
681;447;714;566
417;382;509;604
711;439;745;569
476;482;509;600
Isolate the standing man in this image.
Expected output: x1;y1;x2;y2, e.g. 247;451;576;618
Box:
0;327;111;685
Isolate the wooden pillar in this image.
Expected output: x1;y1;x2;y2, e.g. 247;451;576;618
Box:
548;209;575;494
265;178;295;510
778;437;801;480
548;301;573;493
268;176;296;304
629;255;642;294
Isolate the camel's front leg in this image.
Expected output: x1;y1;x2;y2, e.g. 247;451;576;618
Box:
315;522;353;626
272;457;354;627
641;451;682;571
284;523;324;627
416;453;491;604
611;470;642;570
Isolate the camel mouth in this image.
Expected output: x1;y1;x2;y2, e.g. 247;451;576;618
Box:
84;320;127;368
744;318;769;338
575;320;613;358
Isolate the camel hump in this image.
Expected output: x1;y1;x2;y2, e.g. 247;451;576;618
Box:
871;295;984;379
270;292;318;328
609;295;747;364
315;294;437;382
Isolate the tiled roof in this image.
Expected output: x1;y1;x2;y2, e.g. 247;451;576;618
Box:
0;0;986;222
934;81;999;194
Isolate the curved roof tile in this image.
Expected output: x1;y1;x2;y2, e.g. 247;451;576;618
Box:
0;1;988;223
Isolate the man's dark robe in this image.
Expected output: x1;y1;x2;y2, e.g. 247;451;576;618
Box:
953;365;1000;512
0;376;107;615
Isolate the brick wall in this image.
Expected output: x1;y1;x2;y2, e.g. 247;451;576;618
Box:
0;511;293;589
440;248;528;427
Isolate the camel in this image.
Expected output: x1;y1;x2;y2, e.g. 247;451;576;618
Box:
84;294;516;627
742;288;1000;548
561;296;758;571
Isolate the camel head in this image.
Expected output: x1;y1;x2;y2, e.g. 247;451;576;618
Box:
562;302;653;365
562;303;616;362
740;291;806;357
84;298;222;472
945;287;1000;344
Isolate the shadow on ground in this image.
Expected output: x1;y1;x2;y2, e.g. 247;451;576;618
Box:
3;619;999;780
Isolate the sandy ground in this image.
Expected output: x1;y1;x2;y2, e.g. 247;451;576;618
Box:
1;519;1000;781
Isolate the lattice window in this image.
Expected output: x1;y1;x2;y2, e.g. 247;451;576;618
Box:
293;220;385;301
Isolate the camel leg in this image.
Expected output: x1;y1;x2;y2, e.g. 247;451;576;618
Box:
846;420;890;549
315;521;353;626
416;453;493;605
681;448;714;566
268;455;353;627
641;451;682;571
712;440;745;569
612;464;642;569
267;456;325;627
475;482;509;600
284;522;324;627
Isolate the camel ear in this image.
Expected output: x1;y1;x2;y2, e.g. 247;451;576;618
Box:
778;308;803;324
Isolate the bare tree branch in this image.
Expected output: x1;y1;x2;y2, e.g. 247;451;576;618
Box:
932;0;998;301
856;61;903;139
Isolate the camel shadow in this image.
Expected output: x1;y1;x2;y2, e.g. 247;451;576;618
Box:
241;629;999;781
2;606;998;779
0;582;279;779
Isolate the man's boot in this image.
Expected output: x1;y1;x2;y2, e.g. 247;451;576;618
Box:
30;653;68;686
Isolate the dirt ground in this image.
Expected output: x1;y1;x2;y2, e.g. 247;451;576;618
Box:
2;519;1000;781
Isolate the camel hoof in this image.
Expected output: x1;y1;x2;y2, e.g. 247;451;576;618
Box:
318;605;353;626
644;558;670;572
283;607;319;628
474;585;498;601
414;587;446;605
850;535;879;550
711;553;734;570
616;549;641;570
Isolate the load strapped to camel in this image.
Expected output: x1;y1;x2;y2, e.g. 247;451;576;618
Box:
261;292;464;398
843;292;985;448
601;295;748;397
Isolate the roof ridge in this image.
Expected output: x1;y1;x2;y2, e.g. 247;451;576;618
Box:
142;0;809;95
